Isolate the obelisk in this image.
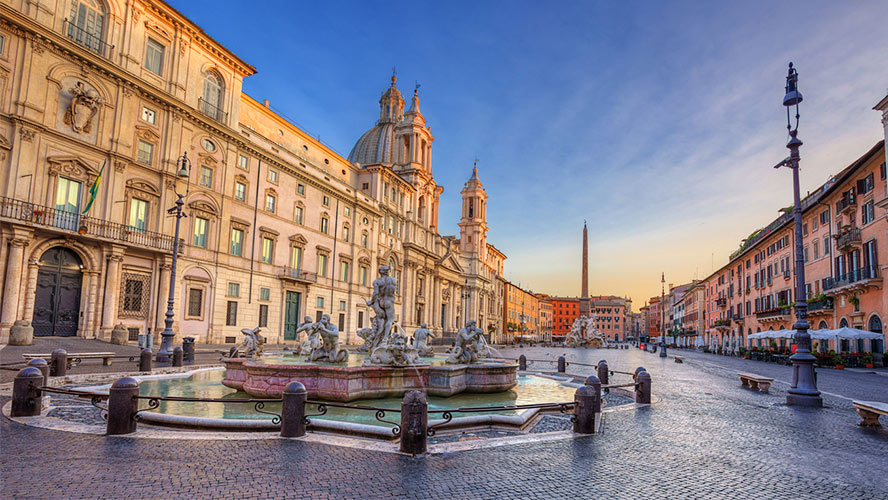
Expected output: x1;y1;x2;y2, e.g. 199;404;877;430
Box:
579;222;591;317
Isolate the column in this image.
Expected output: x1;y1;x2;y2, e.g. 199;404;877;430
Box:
21;262;39;322
83;271;100;338
0;237;28;339
101;248;125;340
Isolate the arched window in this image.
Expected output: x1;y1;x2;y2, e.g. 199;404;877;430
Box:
201;72;224;121
67;0;106;55
840;318;849;328
869;315;883;333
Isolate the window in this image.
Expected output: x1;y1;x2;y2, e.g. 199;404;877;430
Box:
260;287;270;301
226;301;237;326
344;206;351;217
823;236;830;255
228;282;240;297
237;154;249;170
342;225;350;242
121;278;144;313
261;237;274;264
320;217;329;234
141;106;156;124
862;200;875;225
297;184;305;195
323;196;330;207
67;1;105;54
318;254;328;277
813;240;819;260
259;304;268;328
295;206;304;225
199;166;213;187
201;72;224;121
187;288;203;317
819;210;829;225
265;193;276;213
193;217;208;248
230;228;243;256
339;300;346;311
290;247;302;269
358;310;364;328
362;232;368;248
128;198;148;232
338;313;345;332
859;173;874;194
316;296;325;308
360;266;367;286
268;169;278;183
235;182;247;202
340;261;349;282
137;140;154;164
144;38;164;75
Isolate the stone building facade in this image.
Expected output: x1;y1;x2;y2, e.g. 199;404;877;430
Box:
0;0;506;345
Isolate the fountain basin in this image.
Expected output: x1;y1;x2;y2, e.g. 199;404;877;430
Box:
222;357;518;401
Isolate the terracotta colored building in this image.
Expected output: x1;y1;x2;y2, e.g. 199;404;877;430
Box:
503;282;539;340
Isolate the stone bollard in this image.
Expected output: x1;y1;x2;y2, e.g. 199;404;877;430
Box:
50;349;67;377
634;366;646;381
399;390;428;455
557;355;566;373
139;348;152;372
172;347;184;367
636;371;651;404
597;360;609;391
27;358;49;388
281;381;307;438
11;367;44;417
110;324;129;346
107;377;140;435
182;337;195;363
573;375;601;434
9;319;34;346
519;354;527;371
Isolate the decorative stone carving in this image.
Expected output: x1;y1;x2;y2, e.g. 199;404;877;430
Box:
566;315;606;348
19;127;36;142
446;320;489;364
361;265;397;352
308;314;348;363
64;82;104;134
293;316;320;354
368;324;420;366
413;323;435;357
228;326;265;358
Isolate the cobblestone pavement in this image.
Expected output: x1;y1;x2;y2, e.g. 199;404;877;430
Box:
2;346;887;499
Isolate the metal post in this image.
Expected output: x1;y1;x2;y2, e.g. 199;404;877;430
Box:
157;193;184;364
634;366;646;381
573;375;600;434
182;337;195;363
636;370;651;404
107;377;139;435
597;360;609;391
399;390;428;455
780;63;822;408
519;354;527;370
280;381;306;438
139;348;152;372
660;273;667;358
11;367;43;417
172;347;183;367
27;358;49;388
50;349;67;376
557;355;566;373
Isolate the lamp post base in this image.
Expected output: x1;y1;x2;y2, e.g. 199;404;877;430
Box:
659;343;667;357
786;392;823;407
786;351;822;407
155;329;176;365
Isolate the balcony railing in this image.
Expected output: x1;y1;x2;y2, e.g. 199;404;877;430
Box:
823;266;880;291
836;228;862;250
806;298;833;313
713;319;731;328
731;312;742;321
836;194;856;214
198;97;228;123
755;306;791;319
715;297;727;307
64;19;114;58
279;267;318;283
0;197;178;252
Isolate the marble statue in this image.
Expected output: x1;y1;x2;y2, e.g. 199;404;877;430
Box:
446;320;489;364
368;323;420;367
566;315;606;348
308;314;348;363
365;265;397;349
64;81;104;134
356;317;381;353
412;323;436;357
229;326;265;358
295;316;320;355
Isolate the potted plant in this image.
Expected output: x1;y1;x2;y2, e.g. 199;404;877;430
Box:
862;353;874;369
832;354;845;370
848;296;860;310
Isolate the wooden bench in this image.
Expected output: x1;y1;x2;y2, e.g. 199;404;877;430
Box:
852;401;888;428
674;356;684;363
737;373;774;392
23;352;117;368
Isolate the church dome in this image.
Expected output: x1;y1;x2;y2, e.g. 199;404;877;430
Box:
347;122;396;165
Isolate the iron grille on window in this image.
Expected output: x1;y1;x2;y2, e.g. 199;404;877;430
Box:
188;288;203;317
226;301;238;326
120;273;150;318
259;304;268;328
128;327;140;341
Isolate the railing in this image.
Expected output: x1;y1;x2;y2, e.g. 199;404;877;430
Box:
823;266;881;291
0;197;180;252
64;19;114;58
427;402;576;436
713;319;731;328
134;395;282;424
731;312;742;321
279;267;318;283
198;97;228;123
806;298;833;312
836;228;862;249
715;298;727;307
836;194;856;213
755;307;791;319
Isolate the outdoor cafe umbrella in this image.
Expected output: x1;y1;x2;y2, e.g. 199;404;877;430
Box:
808;327;883;352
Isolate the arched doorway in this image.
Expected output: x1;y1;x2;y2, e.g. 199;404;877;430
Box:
868;315;883;354
33;247;83;337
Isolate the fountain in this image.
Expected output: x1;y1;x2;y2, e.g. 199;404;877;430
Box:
565;314;606;348
222;266;517;401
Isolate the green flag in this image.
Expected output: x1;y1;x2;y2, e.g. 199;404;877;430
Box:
82;160;105;214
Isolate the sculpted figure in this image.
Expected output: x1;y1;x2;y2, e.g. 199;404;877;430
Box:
296;316;320;355
368;324;420;367
309;314;348;363
413;323;436;357
357;317;381;353
64;81;104;134
446;320;485;364
229;326;264;358
367;265;397;346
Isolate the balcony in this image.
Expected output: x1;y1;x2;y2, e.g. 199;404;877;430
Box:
806;298;833;316
756;306;791;322
731;312;743;322
198;97;228;123
279;267;318;284
715;297;727;308
0;197;178;252
835;228;862;250
64;19;114;58
836;194;856;215
713;319;731;331
823;266;882;295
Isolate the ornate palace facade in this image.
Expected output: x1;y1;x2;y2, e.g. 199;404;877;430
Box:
0;0;505;345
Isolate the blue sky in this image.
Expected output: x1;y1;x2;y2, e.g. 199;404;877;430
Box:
172;0;888;307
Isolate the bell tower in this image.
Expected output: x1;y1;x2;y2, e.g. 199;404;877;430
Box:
458;162;488;257
379;71;404;124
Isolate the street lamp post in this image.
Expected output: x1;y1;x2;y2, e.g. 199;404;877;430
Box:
156;152;191;364
778;63;822;407
660;272;667;357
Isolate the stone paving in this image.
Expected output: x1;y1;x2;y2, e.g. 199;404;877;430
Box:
1;345;887;499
